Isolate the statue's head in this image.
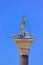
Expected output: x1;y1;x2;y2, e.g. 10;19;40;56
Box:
22;16;27;23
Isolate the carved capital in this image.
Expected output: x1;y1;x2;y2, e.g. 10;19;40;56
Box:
19;48;30;55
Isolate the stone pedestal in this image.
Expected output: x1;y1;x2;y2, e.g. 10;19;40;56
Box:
14;38;34;65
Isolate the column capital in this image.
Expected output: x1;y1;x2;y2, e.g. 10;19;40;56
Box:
14;38;34;55
19;48;30;55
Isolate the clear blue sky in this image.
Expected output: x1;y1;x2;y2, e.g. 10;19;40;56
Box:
0;0;43;65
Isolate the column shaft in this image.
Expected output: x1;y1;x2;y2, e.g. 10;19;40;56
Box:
20;55;28;65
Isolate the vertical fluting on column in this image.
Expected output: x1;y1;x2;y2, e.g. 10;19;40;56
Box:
20;55;28;65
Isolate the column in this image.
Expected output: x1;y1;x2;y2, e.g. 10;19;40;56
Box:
19;48;30;65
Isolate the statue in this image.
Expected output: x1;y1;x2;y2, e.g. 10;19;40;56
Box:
8;16;32;38
20;16;27;34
